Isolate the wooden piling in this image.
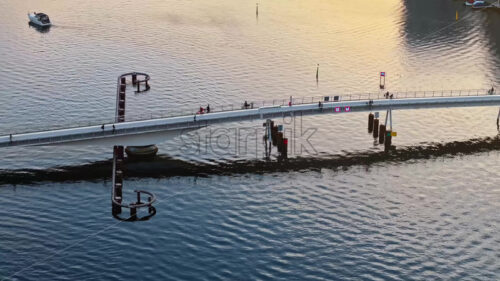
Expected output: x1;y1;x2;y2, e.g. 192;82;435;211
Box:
379;124;386;144
283;138;288;158
368;113;374;132
384;131;392;151
373;119;379;138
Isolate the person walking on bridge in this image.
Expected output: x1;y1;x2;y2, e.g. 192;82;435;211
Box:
206;104;210;113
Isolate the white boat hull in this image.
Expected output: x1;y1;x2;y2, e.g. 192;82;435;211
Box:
465;0;485;6
28;13;51;27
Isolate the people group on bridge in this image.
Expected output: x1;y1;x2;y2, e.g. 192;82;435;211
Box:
197;104;211;114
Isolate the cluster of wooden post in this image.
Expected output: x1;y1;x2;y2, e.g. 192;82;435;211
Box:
368;113;391;151
267;121;288;159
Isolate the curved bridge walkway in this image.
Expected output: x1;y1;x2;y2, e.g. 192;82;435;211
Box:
0;89;498;148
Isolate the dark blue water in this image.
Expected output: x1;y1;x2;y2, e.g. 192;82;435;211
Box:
1;0;499;280
2;156;500;280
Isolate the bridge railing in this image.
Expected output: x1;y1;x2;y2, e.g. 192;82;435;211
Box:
4;88;493;135
152;88;491;119
111;88;493;120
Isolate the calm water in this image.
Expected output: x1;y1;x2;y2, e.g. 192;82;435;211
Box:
0;0;499;280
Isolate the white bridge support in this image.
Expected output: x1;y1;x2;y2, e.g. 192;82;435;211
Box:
1;94;500;148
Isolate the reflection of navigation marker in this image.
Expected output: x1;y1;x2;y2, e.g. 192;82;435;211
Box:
256;3;259;17
379;72;386;89
456;10;458;21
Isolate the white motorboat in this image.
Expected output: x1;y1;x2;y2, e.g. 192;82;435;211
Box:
472;1;491;8
28;12;51;27
465;0;484;6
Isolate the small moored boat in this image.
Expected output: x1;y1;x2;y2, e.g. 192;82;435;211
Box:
465;0;487;6
125;145;159;158
28;12;51;27
472;1;490;8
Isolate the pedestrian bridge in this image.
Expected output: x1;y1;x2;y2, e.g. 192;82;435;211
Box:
0;89;498;148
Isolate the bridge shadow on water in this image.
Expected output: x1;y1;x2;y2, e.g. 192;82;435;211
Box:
1;135;500;186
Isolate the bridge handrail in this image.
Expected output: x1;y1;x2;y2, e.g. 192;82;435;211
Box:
3;88;493;135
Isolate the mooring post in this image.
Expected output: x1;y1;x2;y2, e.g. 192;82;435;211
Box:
373;118;379;138
384;131;392;151
283;138;288;158
276;132;283;153
379;124;386;144
368;113;374;132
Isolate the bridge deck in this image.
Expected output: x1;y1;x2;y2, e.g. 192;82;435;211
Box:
0;89;498;147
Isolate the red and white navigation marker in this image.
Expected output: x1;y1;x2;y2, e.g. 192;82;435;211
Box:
344;106;351;112
334;107;341;113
